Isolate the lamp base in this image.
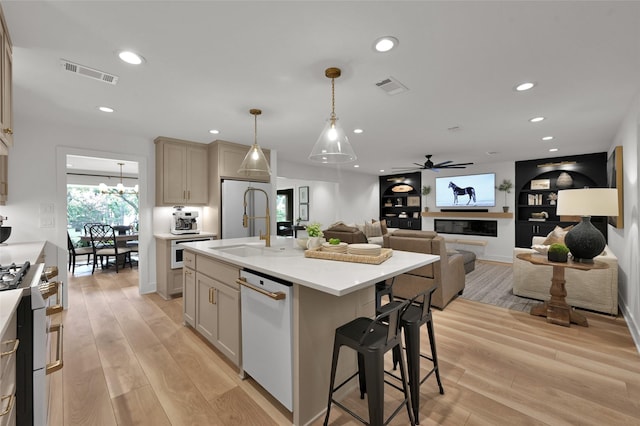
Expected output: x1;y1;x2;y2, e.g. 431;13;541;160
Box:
564;216;605;262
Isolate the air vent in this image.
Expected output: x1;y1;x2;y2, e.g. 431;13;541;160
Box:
60;59;119;85
375;76;408;95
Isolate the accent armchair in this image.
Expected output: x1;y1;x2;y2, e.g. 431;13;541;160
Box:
381;230;466;309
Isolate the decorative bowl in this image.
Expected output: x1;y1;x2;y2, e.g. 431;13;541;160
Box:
0;226;11;244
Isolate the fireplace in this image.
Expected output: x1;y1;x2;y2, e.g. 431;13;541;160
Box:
434;219;497;237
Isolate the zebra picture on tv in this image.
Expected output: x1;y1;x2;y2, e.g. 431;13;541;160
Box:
435;173;496;208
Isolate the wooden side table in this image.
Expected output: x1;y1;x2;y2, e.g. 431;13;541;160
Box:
515;253;608;327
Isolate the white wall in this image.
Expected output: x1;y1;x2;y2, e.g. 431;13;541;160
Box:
420;161;516;263
607;91;640;351
277;160;380;227
4;118;157;298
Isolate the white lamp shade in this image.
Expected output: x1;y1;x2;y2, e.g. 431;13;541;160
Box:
556;188;619;216
309;117;356;164
237;143;271;177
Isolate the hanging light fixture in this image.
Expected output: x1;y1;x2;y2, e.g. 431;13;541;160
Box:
238;108;271;177
309;67;356;164
99;162;138;194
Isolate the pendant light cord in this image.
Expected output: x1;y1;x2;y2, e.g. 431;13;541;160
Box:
330;77;336;121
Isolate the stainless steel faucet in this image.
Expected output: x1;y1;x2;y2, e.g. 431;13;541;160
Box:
242;187;271;247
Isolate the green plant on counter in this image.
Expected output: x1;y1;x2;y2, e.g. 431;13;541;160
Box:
421;185;431;196
329;238;341;245
306;222;323;238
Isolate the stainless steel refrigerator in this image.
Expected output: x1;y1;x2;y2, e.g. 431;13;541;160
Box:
221;179;272;239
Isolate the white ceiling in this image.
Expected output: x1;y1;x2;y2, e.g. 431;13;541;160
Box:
4;1;640;175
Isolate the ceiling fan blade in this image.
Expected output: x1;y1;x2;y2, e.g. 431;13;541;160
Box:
433;160;453;168
440;166;469;169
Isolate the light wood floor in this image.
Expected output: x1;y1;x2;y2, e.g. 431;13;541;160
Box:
49;266;640;425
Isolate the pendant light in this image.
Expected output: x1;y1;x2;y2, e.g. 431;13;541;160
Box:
99;162;138;194
309;67;357;164
238;108;271;177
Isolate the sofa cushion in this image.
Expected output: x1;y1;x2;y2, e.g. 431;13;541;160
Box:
542;225;574;245
364;220;383;238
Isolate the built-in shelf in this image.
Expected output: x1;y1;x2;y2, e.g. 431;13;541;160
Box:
422;211;513;219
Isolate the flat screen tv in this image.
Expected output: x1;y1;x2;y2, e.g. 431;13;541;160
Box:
435;173;496;208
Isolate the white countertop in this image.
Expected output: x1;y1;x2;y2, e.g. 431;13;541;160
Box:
0;241;46;265
154;232;217;240
0;289;22;337
181;236;439;296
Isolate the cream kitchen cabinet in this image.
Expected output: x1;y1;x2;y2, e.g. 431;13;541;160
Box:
155;137;208;206
0;300;18;426
188;253;241;366
155;238;183;300
0;155;6;205
183;251;196;326
0;8;12;152
211;140;270;182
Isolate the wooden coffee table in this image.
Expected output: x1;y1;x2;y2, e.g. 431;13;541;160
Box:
516;253;608;327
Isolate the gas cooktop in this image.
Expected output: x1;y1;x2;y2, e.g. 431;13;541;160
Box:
0;261;31;291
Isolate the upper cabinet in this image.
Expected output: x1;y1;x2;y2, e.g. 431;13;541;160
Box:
155;137;209;206
0;7;12;152
212;140;270;182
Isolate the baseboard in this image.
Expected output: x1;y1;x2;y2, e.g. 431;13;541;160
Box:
619;295;640;355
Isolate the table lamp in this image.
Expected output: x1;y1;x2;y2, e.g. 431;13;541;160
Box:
556;188;619;262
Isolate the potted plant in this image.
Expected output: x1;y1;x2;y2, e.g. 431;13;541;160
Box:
547;243;570;263
422;185;431;212
305;222;325;249
496;179;513;212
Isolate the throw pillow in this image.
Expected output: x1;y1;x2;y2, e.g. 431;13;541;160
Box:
542;225;574;245
532;244;550;254
372;219;387;235
364;221;382;238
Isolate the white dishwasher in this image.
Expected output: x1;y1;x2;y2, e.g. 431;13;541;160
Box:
239;269;293;411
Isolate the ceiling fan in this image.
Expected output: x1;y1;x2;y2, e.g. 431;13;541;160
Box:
392;154;474;172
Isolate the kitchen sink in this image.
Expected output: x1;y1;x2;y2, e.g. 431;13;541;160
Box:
211;244;300;258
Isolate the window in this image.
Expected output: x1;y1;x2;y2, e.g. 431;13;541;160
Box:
276;189;293;222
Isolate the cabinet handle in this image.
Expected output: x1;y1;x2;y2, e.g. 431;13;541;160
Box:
184;269;192;276
0;338;19;357
46;324;64;375
187;190;191;200
209;287;216;304
2;128;12;135
237;277;286;301
0;395;14;417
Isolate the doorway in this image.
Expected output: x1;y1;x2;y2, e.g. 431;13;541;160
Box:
56;147;151;307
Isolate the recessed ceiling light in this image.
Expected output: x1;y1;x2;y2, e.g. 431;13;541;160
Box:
529;116;545;123
515;82;535;91
353;164;360;168
374;36;399;52
549;148;558;152
542;136;554;141
486;151;498;155
66;163;73;168
209;129;220;134
353;128;364;134
118;50;144;65
98;106;114;113
379;169;385;173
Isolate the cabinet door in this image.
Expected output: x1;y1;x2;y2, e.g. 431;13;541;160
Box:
185;145;208;204
0;21;12;150
169;268;183;295
213;280;240;364
162;143;187;204
0;154;6;205
183;267;196;326
196;273;217;342
194;272;240;365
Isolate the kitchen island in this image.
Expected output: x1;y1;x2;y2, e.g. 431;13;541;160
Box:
181;236;439;426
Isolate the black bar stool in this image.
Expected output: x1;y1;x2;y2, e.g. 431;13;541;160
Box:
377;285;444;425
323;299;415;426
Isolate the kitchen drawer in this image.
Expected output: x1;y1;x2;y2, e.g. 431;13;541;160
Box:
183;250;196;269
196;255;239;287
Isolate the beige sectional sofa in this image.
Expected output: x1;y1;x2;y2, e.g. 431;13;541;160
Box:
513;236;618;315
